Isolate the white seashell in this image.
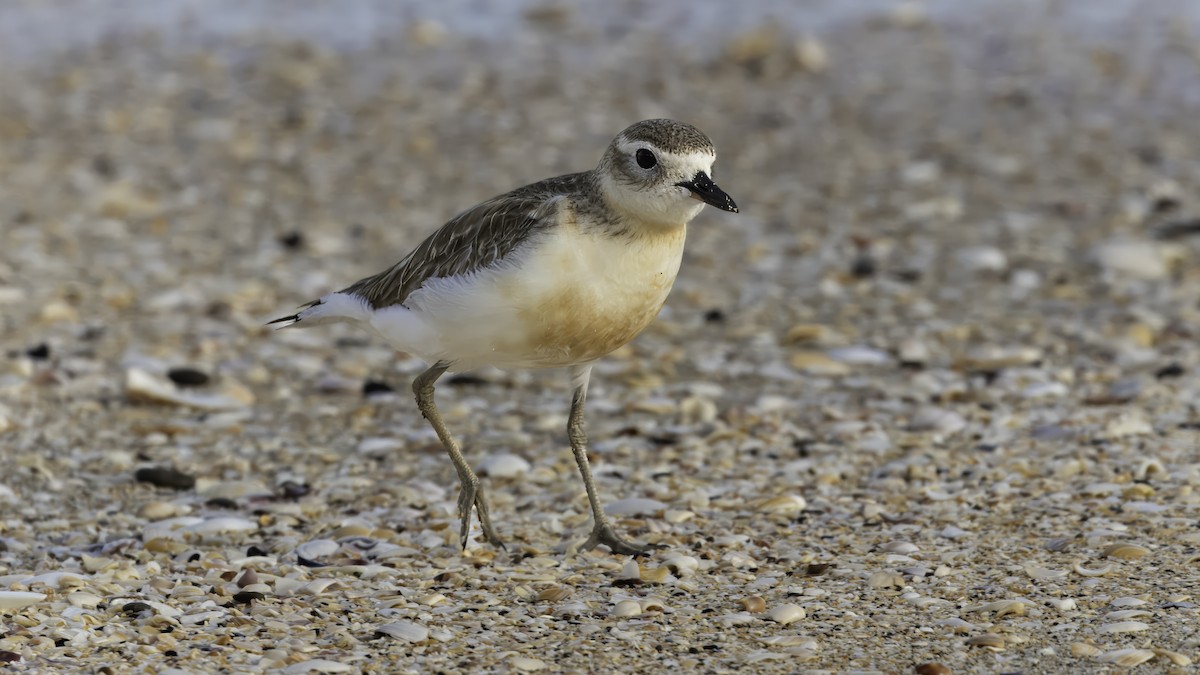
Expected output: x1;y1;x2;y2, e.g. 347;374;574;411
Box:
662;556;699;577
375;621;429;643
604;498;667;517
966;599;1027;617
1046;598;1077;612
1096;649;1156;666
639;597;667;613
611;600;642;618
179;610;226;625
1072;561;1112;577
619;559;640;581
301;579;339;595
510;656;548;672
715;611;756;627
417;593;447;607
881;541;919;555
663;509;694;524
1071;643;1102;657
766;603;805;625
1097;621;1150;634
758;494;807;515
186;516;257;535
909;407;966;435
1104;610;1151;620
274;578;306;596
1109;596;1147;607
1023;565;1068;581
0;591;46;609
478;453;531;478
67;592;102;608
1152;649;1192;666
282;659;356;673
125;368;252;410
21;572;84;589
356;437;404;456
295;539;339;560
938;618;976;633
866;571;904;588
761;636;819;649
1102;543;1150;560
240;583;272;595
143;516;204;540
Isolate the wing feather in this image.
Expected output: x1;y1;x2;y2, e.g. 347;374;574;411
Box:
342;175;585;309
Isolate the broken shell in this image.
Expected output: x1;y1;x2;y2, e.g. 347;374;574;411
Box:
375;621;429;643
867;571;904;588
536;587;570;602
1104;609;1151;620
662;556;699;577
619;559;640;581
611;599;642;617
1097;621;1150;633
1110;596;1148;607
915;664;951;675
1071;643;1102;657
967;599;1026;617
639;597;666;613
1152;649;1192;666
766;603;805;625
1023;565;1068;581
0;591;46;609
1047;598;1077;612
1072;561;1112;577
740;596;766;613
758;494;807;515
417;593;447;607
1102;543;1150;560
510;656;548;672
1096;649;1156;666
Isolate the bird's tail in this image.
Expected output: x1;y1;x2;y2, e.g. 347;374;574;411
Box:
267;292;372;329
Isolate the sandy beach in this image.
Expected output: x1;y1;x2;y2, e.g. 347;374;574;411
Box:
1;1;1199;672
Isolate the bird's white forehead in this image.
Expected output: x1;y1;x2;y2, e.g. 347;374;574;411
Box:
615;139;716;177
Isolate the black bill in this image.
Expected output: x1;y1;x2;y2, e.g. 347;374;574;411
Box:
677;172;739;213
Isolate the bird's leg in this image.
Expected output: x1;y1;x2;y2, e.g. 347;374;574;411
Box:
413;362;504;550
567;365;656;556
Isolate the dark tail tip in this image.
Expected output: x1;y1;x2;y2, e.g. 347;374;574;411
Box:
266;314;299;326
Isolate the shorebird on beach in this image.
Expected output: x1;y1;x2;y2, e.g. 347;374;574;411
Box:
270;119;738;554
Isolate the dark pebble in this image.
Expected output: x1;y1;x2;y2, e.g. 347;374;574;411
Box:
205;497;239;510
850;255;876;278
1156;363;1185;379
279;231;305;249
0;651;20;663
25;343;50;360
135;467;196;490
121;601;153;617
703;308;726;323
278;480;310;499
362;379;394;396
232;590;265;605
167;367;210;387
247;545;269;557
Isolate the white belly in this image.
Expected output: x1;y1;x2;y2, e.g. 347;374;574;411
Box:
375;223;687;370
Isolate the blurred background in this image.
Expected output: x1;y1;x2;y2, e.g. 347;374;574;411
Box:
1;1;1200;670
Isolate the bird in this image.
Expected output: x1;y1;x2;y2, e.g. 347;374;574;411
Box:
269;119;738;555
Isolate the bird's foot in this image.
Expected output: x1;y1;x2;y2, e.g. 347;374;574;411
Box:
580;521;659;556
455;478;506;551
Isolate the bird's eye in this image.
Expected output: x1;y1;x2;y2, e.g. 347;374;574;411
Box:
635;148;657;169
